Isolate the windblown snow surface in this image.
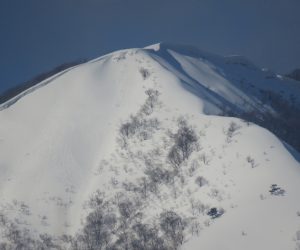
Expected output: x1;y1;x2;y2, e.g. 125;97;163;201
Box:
0;43;300;249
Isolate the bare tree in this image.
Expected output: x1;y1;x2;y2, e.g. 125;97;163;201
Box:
159;211;185;249
168;120;198;169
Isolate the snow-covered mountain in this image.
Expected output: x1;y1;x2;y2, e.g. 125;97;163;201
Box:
0;43;300;250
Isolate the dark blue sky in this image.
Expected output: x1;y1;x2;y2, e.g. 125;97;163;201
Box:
0;0;300;94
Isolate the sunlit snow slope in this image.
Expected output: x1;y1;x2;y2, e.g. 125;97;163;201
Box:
0;43;300;249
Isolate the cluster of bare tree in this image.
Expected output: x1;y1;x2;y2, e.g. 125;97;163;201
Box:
69;191;185;250
224;90;300;152
168;119;199;170
119;89;160;148
0;213;58;250
0;88;227;250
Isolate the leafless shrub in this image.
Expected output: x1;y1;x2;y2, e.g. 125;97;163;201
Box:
241;231;247;236
139;67;150;80
188;160;200;176
225;121;241;142
195;176;208;187
140;89;160;116
259;194;266;200
199;153;210;165
168;146;184;169
190;199;208;216
189;220;202;236
19;203;31;216
246;156;257;168
137;177;151;199
111;177;119;187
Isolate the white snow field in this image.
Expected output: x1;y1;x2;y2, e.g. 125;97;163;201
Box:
0;43;300;249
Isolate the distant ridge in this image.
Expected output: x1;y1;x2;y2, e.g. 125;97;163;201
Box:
285;68;300;82
0;59;87;105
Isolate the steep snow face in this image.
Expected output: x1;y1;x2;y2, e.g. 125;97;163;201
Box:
0;43;299;249
145;43;300;114
0;47;202;236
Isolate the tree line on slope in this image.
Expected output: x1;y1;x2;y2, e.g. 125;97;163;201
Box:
223;89;300;152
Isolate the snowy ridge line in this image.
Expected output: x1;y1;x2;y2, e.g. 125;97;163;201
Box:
0;64;85;111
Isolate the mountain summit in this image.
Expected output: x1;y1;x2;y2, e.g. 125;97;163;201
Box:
0;43;300;249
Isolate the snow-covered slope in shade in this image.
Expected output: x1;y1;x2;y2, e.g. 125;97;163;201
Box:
0;43;300;249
